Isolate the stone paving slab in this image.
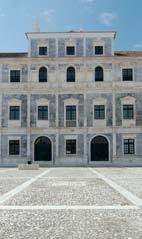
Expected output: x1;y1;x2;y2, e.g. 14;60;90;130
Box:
45;167;99;178
96;167;142;179
4;178;130;206
0;178;30;196
0;168;46;178
0;209;142;239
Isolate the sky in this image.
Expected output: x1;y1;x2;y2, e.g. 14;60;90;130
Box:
0;0;142;52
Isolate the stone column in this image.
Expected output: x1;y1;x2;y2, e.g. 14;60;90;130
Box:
112;90;116;158
55;94;59;164
27;93;31;162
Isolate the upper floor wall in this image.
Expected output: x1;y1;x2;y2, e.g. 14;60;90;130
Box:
26;32;116;58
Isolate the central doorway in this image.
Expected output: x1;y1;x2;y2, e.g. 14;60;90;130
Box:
34;136;52;161
91;136;109;161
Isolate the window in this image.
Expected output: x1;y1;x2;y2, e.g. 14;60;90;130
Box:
66;139;76;155
38;106;48;120
9;106;20;120
95;46;103;55
94;105;105;119
122;69;133;81
66;105;76;127
67;67;75;82
10;70;20;82
9;140;20;155
66;46;75;55
124;139;135;155
95;66;103;81
39;47;47;56
39;67;47;82
123;105;134;119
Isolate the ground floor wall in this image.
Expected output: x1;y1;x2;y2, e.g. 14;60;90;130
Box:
0;131;142;167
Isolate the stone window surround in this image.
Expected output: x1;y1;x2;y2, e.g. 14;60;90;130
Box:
121;96;136;127
93;98;107;127
64;135;78;156
64;98;79;127
121;65;134;82
38;65;48;82
38;41;49;56
122;134;136;156
93;41;105;56
8;136;21;157
66;65;76;82
9;68;22;83
65;40;76;56
8;99;21;128
36;98;49;128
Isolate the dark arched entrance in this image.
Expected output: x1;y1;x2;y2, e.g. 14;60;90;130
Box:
91;136;109;161
34;136;52;161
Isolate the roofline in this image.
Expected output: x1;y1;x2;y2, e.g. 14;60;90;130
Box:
25;31;117;39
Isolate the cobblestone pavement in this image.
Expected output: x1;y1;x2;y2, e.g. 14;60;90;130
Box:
0;167;142;238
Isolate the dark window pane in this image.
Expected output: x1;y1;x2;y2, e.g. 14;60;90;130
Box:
123;105;134;119
39;67;47;82
123;69;133;81
9;140;19;155
38;106;48;120
66;46;75;55
66;140;76;155
67;67;75;82
94;105;105;119
10;70;20;82
95;67;103;81
124;139;135;155
95;46;103;55
66;105;76;127
39;47;47;56
9;106;20;120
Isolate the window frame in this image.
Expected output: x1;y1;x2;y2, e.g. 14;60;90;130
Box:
9;139;20;156
123;138;135;155
39;66;48;82
38;105;48;121
122;68;133;81
94;105;105;120
66;66;76;82
123;104;134;120
95;66;104;82
65;139;77;155
39;46;48;56
66;46;76;56
10;69;21;83
94;46;104;55
9;106;20;121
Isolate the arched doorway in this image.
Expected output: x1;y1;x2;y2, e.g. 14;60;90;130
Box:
91;136;109;161
34;136;52;161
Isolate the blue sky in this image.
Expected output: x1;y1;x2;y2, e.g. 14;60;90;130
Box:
0;0;142;52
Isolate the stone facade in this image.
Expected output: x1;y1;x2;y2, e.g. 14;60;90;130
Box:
0;29;142;166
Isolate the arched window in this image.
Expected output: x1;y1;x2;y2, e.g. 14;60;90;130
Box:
67;67;75;82
95;66;103;82
39;67;47;82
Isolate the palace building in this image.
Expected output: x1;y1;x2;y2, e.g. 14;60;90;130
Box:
0;23;142;167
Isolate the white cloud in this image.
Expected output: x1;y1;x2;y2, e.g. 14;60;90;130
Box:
133;43;142;50
40;9;54;23
99;12;117;26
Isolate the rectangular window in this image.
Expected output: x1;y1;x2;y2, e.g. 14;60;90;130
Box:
66;46;75;55
123;105;134;119
66;139;76;155
95;46;103;55
66;105;76;127
9;106;20;120
38;106;48;120
124;139;135;155
39;47;47;56
9;140;20;155
10;70;20;82
122;69;133;81
94;105;105;119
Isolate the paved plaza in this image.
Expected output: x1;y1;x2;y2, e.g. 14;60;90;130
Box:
0;167;142;238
